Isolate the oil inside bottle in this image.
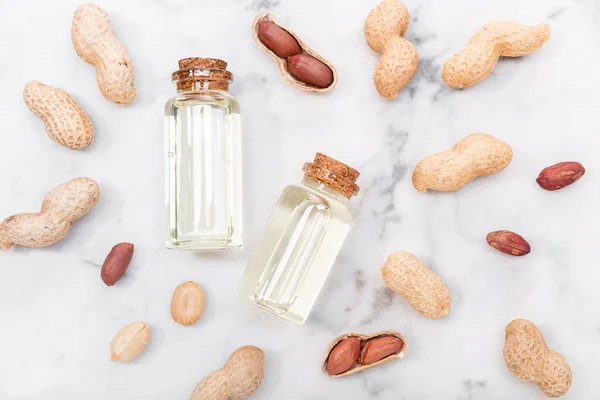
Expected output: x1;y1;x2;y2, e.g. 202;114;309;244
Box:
237;154;359;323
164;58;242;250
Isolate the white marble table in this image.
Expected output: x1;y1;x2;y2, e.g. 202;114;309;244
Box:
1;0;599;398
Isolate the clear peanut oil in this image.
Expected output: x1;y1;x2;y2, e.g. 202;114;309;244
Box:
165;58;242;250
237;154;359;324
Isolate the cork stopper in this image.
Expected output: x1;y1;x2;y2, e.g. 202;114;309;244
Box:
303;153;360;198
172;57;233;91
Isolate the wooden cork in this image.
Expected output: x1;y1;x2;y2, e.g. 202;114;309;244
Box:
178;58;228;70
172;58;233;91
303;153;360;198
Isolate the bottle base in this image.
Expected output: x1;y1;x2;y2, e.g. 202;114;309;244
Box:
236;291;307;324
166;237;242;250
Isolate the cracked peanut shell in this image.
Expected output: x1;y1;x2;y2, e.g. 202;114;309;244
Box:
322;331;406;377
252;12;337;92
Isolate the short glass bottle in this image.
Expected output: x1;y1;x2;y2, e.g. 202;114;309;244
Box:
237;153;360;324
165;58;242;250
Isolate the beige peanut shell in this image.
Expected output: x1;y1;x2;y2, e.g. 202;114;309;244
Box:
252;13;337;93
23;81;93;150
382;251;451;319
442;22;551;89
504;319;572;398
412;133;513;192
322;330;407;378
190;346;264;400
72;3;136;104
364;0;418;99
0;177;100;251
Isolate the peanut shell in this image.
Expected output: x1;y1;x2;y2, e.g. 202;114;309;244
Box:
0;178;100;251
412;133;513;192
364;0;410;53
442;22;551;89
504;319;572;398
191;346;264;400
382;251;451;319
72;4;136;104
23;81;94;150
322;331;406;378
252;12;337;92
364;0;418;98
373;37;419;99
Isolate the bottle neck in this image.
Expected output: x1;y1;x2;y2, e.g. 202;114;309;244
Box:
302;178;350;204
175;80;230;92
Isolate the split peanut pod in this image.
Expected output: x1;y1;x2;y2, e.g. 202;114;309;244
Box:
190;346;264;400
322;331;406;377
23;81;93;150
252;13;337;92
382;251;451;319
412;133;513;192
0;177;100;251
170;281;206;326
72;4;136;104
111;321;151;362
364;0;418;99
442;22;551;89
504;319;572;398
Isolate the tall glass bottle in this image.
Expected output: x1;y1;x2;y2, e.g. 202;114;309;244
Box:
237;153;360;324
165;58;242;250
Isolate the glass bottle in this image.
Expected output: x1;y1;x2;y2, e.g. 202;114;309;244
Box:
165;58;242;250
237;153;360;324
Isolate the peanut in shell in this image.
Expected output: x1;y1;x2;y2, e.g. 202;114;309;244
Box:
252;12;337;92
412;133;513;192
442;22;551;89
364;0;418;99
0;178;100;251
504;319;572;398
190;346;264;400
322;331;407;377
23;81;94;150
382;251;451;319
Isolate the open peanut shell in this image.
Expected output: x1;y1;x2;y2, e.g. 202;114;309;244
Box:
252;12;337;92
321;330;407;377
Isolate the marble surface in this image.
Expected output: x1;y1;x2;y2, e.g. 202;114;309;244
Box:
1;0;599;398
